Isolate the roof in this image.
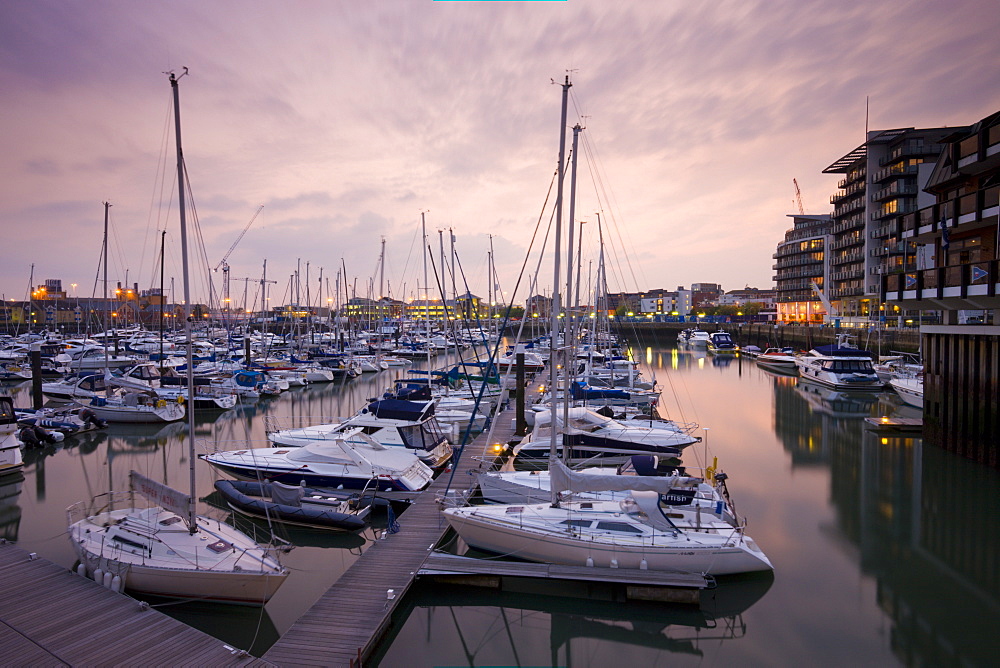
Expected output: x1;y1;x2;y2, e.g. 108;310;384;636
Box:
822;128;912;173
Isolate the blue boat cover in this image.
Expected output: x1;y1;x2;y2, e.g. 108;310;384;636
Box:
364;398;434;420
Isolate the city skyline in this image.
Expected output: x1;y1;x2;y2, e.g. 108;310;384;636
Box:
2;1;998;307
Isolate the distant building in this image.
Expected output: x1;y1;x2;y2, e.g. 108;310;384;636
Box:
772;214;832;323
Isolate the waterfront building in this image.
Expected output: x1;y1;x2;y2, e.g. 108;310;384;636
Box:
879;110;1000;466
773;214;832;323
822;126;954;323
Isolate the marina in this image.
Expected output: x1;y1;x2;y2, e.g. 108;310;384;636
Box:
2;339;997;666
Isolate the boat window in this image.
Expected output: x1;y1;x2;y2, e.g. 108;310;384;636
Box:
561;519;593;528
596;521;644;534
158;516;183;526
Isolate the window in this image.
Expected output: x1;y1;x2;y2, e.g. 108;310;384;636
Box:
561;519;593;529
596;521;644;534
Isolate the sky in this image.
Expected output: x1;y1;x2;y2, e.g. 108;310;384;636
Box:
2;0;999;310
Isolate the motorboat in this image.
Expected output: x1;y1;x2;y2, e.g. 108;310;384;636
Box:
512;406;698;464
203;429;435;495
794;342;883;390
707;330;739;355
266;399;453;468
42;372;110;401
0;397;24;478
755;347;798;370
677;329;711;348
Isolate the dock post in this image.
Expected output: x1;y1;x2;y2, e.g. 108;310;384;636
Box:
30;343;43;409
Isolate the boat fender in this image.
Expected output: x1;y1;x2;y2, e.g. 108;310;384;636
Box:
76;564;87;578
640;559;648;570
102;571;113;589
111;575;122;593
93;568;104;584
586;557;594;567
610;559;619;569
176;395;185;405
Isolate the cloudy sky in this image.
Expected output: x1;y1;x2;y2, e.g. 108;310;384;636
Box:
2;0;998;309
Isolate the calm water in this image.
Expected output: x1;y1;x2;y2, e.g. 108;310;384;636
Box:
5;339;999;666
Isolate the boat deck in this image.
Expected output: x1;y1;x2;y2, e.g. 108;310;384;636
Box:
0;542;272;667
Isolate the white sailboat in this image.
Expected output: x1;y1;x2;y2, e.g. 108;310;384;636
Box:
444;77;773;577
67;70;288;605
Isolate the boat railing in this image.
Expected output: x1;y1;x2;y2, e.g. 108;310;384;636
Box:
263;414;343;434
66;490;136;526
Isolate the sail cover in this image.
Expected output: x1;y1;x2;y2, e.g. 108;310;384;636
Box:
130;470;190;519
548;458;683;494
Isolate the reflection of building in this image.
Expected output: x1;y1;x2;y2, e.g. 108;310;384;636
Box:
768;370;1000;666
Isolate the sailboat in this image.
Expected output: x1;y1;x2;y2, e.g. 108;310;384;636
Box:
443;77;773;576
67;70;288;605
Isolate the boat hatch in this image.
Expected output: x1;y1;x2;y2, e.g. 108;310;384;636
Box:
111;534;151;552
207;539;233;553
159;516;183;526
561;519;593;528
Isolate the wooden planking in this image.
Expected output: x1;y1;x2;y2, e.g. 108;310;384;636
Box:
265;396;530;667
0;543;274;667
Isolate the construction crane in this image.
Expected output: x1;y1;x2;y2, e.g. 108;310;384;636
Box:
215;205;264;307
793;179;805;215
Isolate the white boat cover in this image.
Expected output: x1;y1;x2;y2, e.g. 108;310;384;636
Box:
549;458;682;494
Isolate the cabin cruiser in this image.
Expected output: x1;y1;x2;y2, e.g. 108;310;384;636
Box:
707;330;739;354
794;342;883;390
512;406;699;464
677;328;711;348
202;429;435;498
0;397;24;478
266;399;453;468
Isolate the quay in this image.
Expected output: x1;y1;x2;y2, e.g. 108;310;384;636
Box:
0;541;271;667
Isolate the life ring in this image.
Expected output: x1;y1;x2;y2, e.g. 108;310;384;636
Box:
155;399;167;409
176;396;185;405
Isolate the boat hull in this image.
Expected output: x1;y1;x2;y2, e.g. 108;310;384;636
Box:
444;507;772;575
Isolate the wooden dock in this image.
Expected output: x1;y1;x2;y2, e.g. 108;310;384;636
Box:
263;400;523;668
419;552;707;604
864;416;923;432
0;541;272;667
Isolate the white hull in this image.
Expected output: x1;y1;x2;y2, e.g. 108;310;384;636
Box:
68;504;287;605
79;399;185;423
444;503;771;575
889;377;923;408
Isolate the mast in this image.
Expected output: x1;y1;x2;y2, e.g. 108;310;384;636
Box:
169;68;198;534
421;211;431;372
549;74;571;502
158;230;166;373
564;123;581;428
102;202;110;378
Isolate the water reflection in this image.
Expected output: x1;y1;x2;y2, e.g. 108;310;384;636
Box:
0;473;22;542
379;574;773;667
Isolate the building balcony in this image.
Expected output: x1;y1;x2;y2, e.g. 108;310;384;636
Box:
830;251;864;266
872;181;917;202
831;285;865;297
877;142;943;167
831;268;864;281
833;197;866;218
831;215;865;234
881;259;1000;309
830;234;864;250
873;162;918;183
